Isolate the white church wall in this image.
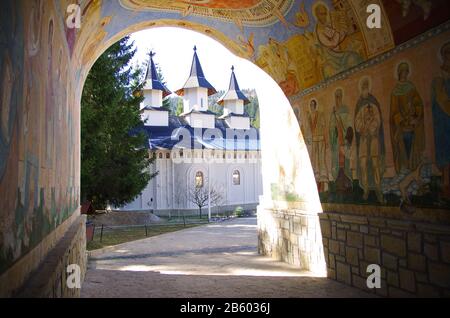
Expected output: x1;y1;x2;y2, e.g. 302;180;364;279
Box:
183;87;208;112
143;89;163;107
185;113;215;129
223;100;243;115
143;110;168;126
225;116;250;130
119;150;262;214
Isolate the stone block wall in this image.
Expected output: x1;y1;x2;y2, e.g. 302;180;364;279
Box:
258;206;450;297
319;211;450;297
14;215;87;298
257;207;327;274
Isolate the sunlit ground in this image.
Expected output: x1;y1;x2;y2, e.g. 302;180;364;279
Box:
88;219;319;277
82;218;374;298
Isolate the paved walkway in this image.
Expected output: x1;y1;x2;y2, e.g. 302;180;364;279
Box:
81;217;374;298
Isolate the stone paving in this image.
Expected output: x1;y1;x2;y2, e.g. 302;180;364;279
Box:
81;217;375;298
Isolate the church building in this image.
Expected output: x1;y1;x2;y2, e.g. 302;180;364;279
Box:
121;47;263;215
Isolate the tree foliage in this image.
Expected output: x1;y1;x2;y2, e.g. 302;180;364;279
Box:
155;63;172;111
188;184;224;219
81;36;155;209
164;89;260;128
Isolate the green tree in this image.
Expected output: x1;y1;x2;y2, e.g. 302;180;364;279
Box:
175;97;184;116
81;36;155;209
156;64;171;111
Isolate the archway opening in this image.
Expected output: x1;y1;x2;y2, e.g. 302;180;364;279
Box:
79;26;327;297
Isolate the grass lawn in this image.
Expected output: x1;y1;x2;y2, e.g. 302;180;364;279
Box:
86;224;200;251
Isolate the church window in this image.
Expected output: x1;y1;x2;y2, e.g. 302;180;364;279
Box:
233;170;240;185
158;153;163;159
166;153;170;159
195;171;204;188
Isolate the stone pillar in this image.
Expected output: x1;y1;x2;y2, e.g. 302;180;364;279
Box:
257;206;327;275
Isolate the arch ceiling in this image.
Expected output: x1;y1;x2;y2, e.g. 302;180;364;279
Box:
66;0;449;98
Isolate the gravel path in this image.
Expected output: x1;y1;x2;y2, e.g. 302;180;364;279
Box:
81;217;374;298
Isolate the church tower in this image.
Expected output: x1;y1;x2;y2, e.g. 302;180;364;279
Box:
218;66;251;130
141;51;172;126
175;46;217;128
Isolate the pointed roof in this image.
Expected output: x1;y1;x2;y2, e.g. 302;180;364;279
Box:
143;51;172;98
175;46;217;96
218;66;250;105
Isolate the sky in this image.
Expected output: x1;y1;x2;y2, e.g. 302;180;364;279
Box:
129;27;260;93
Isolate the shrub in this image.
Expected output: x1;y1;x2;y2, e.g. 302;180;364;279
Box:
234;206;244;217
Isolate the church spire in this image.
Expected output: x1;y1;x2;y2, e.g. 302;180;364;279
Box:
175;46;217;96
143;50;171;98
218;65;250;106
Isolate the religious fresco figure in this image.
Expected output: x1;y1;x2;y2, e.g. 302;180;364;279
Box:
257;37;299;96
313;2;363;79
354;77;385;203
432;41;450;197
329;88;353;194
396;0;432;20
306;99;328;192
390;62;425;174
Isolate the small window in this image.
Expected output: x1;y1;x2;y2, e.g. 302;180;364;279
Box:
195;171;204;188
166;153;170;159
232;170;240;185
158;153;163;159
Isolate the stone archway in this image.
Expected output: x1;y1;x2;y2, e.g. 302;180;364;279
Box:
1;0;450;297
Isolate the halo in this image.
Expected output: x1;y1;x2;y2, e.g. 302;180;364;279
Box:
309;97;318;108
334;86;344;99
437;41;450;64
394;60;412;80
311;1;330;22
358;76;372;94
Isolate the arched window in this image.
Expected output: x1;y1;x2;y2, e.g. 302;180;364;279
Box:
232;170;240;185
195;171;204;188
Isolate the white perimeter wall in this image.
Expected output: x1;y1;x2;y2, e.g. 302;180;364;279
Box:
121;150;262;211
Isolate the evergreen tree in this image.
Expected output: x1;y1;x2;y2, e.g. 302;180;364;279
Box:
175;98;184;116
156;64;172;111
81;36;155;209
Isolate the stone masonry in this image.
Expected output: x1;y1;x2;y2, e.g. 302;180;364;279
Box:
257;207;327;275
258;207;450;297
15;215;87;298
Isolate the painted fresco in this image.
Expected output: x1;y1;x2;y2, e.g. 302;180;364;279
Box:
100;1;395;97
382;0;450;45
0;0;79;274
255;0;394;97
118;0;294;27
293;30;450;211
0;0;449;276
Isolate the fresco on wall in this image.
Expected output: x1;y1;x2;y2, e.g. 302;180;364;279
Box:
1;0;449;276
382;0;450;45
295;29;450;210
255;0;394;97
354;76;385;204
118;0;294;27
0;0;79;275
432;41;450;201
